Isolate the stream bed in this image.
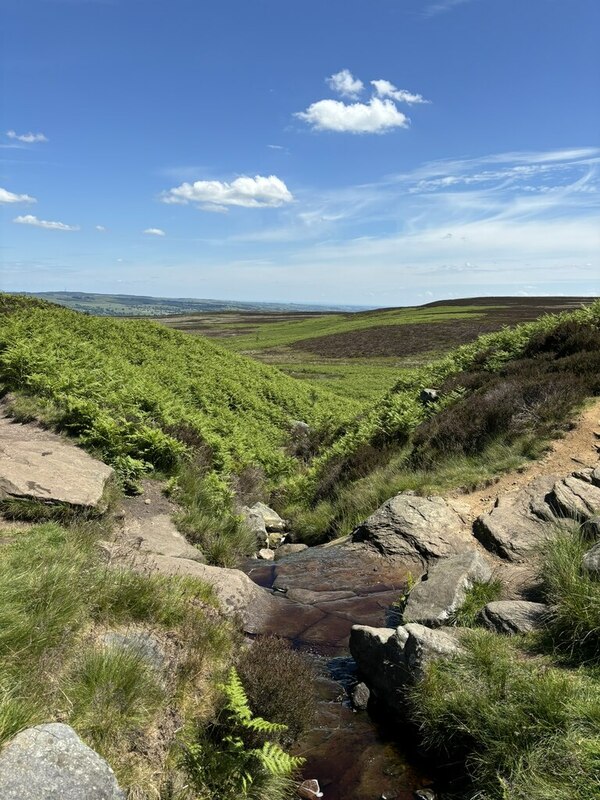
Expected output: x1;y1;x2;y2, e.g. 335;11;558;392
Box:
242;545;436;800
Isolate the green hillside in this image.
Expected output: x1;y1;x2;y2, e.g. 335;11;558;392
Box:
0;297;357;492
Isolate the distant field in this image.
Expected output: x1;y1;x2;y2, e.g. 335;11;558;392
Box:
157;297;597;403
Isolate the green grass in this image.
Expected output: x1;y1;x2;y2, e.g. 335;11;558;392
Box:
410;630;600;800
450;579;503;628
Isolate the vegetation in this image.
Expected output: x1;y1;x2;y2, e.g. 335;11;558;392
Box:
449;579;503;628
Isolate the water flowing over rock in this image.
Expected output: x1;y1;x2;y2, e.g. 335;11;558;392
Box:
0;723;125;799
478;600;549;634
0;414;113;511
403;551;492;627
351;493;472;564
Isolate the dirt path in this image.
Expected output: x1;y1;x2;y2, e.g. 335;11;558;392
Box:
449;398;600;523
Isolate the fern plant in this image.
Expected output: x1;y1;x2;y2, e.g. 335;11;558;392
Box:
181;667;304;800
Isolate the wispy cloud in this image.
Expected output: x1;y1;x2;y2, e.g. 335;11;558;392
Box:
95;225;107;231
371;79;429;105
425;0;477;17
144;227;166;236
6;130;48;144
0;187;37;204
13;214;79;231
161;174;294;212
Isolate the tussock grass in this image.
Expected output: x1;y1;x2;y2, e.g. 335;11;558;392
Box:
450;579;503;628
410;630;600;800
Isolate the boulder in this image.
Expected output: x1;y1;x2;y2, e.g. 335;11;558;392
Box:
351;493;471;563
479;601;549;634
274;543;309;560
402;623;463;681
403;551;492;628
582;541;600;578
549;475;600;522
241;506;268;542
350;682;371;711
119;512;205;563
0;415;113;511
349;625;397;677
0;723;125;799
582;516;600;539
474;476;558;561
250;502;286;532
257;548;275;561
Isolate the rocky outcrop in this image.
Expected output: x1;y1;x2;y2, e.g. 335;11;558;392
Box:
474;476;558;561
349;623;463;713
582;542;600;578
118;511;205;563
479;600;549;634
403;551;492;627
0;415;113;511
0;723;125;799
549;474;600;521
351;493;472;563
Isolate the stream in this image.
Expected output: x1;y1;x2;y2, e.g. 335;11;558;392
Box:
242;545;436;800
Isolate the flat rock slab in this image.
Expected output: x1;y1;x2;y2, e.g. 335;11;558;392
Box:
474;476;558;562
403;550;492;627
479;600;549;634
351;493;473;563
0;723;125;799
0;415;113;510
120;512;205;562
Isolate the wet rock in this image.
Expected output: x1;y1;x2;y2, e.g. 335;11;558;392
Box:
351;681;371;711
350;625;396;677
479;600;549;634
474;476;558;561
257;547;275;561
101;631;168;672
414;790;436;800
403;623;463;681
0;414;113;511
403;551;492;628
549;475;600;522
351;493;471;563
274;543;309;560
582;541;600;578
250;501;286;532
0;723;125;799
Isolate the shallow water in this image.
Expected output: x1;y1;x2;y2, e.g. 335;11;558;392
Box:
242;548;436;799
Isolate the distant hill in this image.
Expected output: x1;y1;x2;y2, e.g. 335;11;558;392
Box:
20;291;368;316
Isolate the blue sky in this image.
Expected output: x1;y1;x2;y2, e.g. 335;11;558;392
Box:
1;0;598;306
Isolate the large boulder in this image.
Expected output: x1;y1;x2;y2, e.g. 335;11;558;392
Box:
402;623;463;681
351;493;472;563
478;600;549;634
582;542;600;578
474;476;558;561
549;475;600;522
403;551;493;628
0;415;113;511
119;512;205;563
249;502;286;532
0;723;125;799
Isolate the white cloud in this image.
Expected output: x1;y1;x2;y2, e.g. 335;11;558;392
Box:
326;69;364;99
0;187;37;204
161;174;294;212
13;214;79;231
144;227;166;236
296;97;409;134
425;0;475;16
371;79;429;105
95;225;106;231
6;130;48;144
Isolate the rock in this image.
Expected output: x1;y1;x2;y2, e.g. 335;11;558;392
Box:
582;541;600;578
479;601;549;634
474;476;558;561
241;506;268;542
403;551;493;628
257;548;275;561
0;415;113;511
0;722;125;799
351;493;471;563
119;512;205;562
350;681;370;710
274;543;309;560
297;779;323;799
250;501;286;532
582;515;600;538
350;625;396;677
549;475;600;522
402;623;463;681
101;631;168;672
414;790;436;800
419;388;439;405
267;531;286;549
102;544;280;634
